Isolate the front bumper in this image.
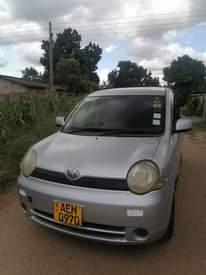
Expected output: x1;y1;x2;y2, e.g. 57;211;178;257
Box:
17;174;173;244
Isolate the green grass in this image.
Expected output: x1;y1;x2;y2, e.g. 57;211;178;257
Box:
192;121;206;131
0;94;80;191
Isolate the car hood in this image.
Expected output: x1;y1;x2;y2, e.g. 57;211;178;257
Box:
34;132;161;179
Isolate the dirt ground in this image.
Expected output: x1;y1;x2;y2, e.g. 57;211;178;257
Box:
0;134;206;275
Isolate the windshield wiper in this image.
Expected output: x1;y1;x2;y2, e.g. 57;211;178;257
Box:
63;127;108;134
63;128;160;136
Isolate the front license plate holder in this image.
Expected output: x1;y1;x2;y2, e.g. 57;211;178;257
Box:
53;201;83;226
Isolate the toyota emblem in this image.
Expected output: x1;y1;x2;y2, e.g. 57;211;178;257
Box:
66;168;80;180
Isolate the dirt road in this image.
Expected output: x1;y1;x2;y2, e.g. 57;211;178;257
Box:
1;134;206;275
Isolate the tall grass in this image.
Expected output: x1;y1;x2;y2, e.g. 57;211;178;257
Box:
0;94;80;190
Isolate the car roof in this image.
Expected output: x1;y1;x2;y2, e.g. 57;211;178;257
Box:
89;87;169;97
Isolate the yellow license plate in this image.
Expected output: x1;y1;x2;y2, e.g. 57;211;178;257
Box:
53;201;82;226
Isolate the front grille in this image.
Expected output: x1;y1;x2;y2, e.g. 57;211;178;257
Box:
31;208;126;242
31;168;129;191
33;209;125;232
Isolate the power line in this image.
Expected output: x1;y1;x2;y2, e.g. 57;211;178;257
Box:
53;18;206;34
0;27;203;45
0;28;48;38
54;12;206;28
0;21;205;42
1;9;206;37
0;12;205;42
0;34;45;41
53;8;206;25
52;18;206;34
0;20;204;41
78;25;205;38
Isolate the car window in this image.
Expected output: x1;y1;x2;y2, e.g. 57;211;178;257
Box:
63;95;165;136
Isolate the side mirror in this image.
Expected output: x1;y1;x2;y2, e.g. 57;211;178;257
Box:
174;118;192;133
56;116;65;127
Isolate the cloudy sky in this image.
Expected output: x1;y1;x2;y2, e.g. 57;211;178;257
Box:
0;0;206;83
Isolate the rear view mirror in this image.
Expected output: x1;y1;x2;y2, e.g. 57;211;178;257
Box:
174;118;192;133
56;116;65;127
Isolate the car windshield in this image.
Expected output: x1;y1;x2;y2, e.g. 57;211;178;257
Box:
62;95;165;136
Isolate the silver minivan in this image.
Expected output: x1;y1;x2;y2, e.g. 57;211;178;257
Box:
17;87;192;244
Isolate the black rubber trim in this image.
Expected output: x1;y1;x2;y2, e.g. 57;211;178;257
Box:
31;168;129;191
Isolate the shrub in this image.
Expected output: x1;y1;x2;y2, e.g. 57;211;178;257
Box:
182;97;203;116
0;94;80;189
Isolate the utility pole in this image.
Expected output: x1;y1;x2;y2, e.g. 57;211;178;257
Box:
49;21;54;93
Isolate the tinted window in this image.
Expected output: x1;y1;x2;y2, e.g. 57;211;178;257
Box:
63;95;165;136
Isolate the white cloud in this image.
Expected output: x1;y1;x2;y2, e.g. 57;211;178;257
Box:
0;0;10;23
138;43;206;80
0;0;206;77
105;44;119;53
33;65;44;73
127;38;166;59
151;0;189;14
0;48;7;67
0;22;46;45
0;0;197;46
0;56;7;67
0;0;204;45
98;68;110;84
12;42;43;72
166;43;206;62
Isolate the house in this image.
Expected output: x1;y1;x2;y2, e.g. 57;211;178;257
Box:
0;74;65;97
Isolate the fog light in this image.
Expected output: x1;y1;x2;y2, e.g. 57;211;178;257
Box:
134;228;148;240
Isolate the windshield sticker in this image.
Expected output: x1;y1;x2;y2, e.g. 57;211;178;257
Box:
153;119;160;126
153;113;161;119
153;98;162;109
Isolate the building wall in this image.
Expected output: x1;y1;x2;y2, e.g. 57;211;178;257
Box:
0;79;47;97
26;86;49;95
0;79;28;96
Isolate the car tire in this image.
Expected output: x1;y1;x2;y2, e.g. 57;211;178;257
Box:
161;196;175;242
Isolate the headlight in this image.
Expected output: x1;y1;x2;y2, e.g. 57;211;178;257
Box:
127;161;162;194
20;149;37;177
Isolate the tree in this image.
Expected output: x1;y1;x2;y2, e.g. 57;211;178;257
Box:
163;55;206;107
55;58;98;94
40;29;81;80
108;61;160;88
79;42;102;83
22;67;42;81
40;28;102;88
143;71;160;87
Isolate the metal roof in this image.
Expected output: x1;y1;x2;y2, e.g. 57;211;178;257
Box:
89;87;168;97
0;74;64;91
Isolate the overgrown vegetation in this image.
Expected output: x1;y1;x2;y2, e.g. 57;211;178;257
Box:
0;94;80;190
182;97;203;116
108;61;160;88
40;28;102;93
22;28;102;95
163;55;206;107
191;121;206;131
